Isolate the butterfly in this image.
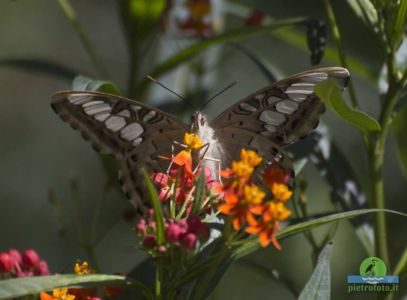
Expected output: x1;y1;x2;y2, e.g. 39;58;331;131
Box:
51;67;349;214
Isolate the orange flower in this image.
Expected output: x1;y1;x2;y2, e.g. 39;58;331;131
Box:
271;183;292;202
231;161;254;179
246;221;282;249
172;150;193;176
243;185;265;205
264;201;292;222
40;289;75;300
74;261;95;275
240;149;262;167
183;132;203;150
218;193;257;231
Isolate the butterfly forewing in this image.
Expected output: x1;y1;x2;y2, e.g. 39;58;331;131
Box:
51;91;187;213
211;67;350;147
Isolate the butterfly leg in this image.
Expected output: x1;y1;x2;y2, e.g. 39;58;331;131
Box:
194;143;223;183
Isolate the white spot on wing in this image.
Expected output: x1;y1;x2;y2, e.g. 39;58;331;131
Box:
276;100;299;114
68;95;93;105
95;112;110;122
132;137;143;146
82;100;104;107
120;123;144;141
131;105;142;112
142;111;157;122
259;110;286;125
117;109;131;118
84;103;111;115
288;93;308;102
239;103;257;112
299;72;328;83
105;116;126;132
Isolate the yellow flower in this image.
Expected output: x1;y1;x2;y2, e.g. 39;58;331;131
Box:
240;149;262;167
266;202;292;222
183;133;203;150
74;261;95;275
231;161;254;178
52;288;75;300
244;185;265;205
271;183;292;202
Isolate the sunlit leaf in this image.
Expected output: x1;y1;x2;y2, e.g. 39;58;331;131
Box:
298;243;333;300
315;79;381;132
0;274;127;299
142;169;166;245
392;104;407;179
72;75;121;95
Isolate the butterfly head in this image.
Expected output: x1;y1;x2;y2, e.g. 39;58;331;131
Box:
190;111;209;133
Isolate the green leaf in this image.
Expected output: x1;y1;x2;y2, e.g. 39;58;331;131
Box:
314;79;381;133
392;104;407;179
298;243;333;300
0;274;126;299
142;169;166;245
233;209;407;259
346;0;378;28
0;58;79;80
192;172;206;215
393;0;407;47
139;17;307;93
72;75;121;95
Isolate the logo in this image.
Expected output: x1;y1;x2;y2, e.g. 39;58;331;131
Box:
348;257;399;293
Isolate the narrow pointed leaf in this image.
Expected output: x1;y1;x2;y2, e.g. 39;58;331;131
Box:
298;243;333;300
142;169;166;244
315;79;381;132
192;172;206;215
0;274;127;299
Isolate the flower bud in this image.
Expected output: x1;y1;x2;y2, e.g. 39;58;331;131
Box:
8;249;22;265
0;253;12;272
143;235;156;248
34;260;50;275
22;249;40;268
166;223;184;243
181;233;197;250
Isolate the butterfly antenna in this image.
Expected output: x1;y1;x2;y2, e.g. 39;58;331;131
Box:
200;81;237;111
147;75;196;110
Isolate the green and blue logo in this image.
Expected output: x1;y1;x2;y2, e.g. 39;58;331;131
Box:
348;257;399;293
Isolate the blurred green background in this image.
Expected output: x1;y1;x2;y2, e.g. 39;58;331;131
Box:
0;0;406;299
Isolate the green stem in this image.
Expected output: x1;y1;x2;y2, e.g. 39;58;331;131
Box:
57;0;109;79
323;0;359;109
155;265;164;299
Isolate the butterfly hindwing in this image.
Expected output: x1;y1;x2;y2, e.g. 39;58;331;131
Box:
211;67;350;147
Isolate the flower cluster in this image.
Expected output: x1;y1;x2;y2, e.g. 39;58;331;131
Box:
136;212;210;254
0;248;49;277
218;150;293;249
135;133;217;256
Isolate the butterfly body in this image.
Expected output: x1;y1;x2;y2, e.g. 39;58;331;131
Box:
51;67;350;214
